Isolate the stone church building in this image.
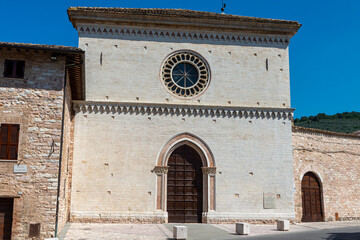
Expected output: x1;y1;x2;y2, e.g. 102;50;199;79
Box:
67;7;301;224
0;7;359;240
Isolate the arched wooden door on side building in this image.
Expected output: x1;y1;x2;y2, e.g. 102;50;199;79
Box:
301;172;323;222
167;145;203;223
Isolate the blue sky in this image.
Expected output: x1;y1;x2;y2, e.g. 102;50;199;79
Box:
1;0;359;118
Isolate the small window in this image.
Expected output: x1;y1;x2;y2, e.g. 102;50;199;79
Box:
0;124;20;160
4;60;25;78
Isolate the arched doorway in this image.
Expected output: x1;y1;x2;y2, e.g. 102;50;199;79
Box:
167;145;203;223
301;172;324;222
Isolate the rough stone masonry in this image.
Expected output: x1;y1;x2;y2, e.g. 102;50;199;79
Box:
293;126;360;222
0;43;83;240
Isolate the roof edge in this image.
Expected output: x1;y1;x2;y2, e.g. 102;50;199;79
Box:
293;126;360;139
67;7;301;37
0;42;84;54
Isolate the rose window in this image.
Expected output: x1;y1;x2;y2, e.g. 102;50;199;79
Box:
161;51;210;98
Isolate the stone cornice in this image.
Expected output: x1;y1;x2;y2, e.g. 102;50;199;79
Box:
68;8;301;37
73;101;294;120
76;25;290;46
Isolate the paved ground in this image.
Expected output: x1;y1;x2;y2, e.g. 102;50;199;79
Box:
60;221;360;240
236;226;360;240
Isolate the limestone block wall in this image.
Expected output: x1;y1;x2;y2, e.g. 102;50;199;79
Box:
0;50;66;239
293;127;360;222
70;102;294;222
70;23;295;223
78;26;291;108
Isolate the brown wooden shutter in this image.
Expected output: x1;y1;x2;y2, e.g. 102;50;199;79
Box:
0;124;20;160
10;125;19;144
4;60;12;77
0;124;8;142
0;124;8;159
16;61;25;78
4;60;25;78
0;145;6;159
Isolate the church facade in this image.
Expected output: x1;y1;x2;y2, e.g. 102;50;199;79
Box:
67;7;301;223
1;7;360;240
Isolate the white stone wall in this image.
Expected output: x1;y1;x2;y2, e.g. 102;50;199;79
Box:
70;24;295;222
70;103;294;221
78;26;291;108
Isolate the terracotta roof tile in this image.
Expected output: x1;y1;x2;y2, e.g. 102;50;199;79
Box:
68;7;300;26
293;126;360;139
0;42;83;54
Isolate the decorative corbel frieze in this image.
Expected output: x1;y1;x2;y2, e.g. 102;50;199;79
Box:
77;25;290;46
73;101;294;121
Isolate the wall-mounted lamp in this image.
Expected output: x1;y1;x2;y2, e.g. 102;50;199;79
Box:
50;54;57;61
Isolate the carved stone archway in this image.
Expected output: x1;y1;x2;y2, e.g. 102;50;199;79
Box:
153;133;216;223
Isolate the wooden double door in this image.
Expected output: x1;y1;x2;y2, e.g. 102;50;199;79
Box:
167;145;203;223
301;172;323;222
0;198;13;240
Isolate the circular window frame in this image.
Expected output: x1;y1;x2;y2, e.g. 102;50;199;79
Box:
161;50;211;99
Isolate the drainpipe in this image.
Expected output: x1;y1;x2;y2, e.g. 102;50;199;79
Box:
54;64;68;238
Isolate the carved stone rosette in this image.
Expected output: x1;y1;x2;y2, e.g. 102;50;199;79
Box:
202;167;217;175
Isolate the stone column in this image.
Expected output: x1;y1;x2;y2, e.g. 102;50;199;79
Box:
202;167;217;212
153;166;169;211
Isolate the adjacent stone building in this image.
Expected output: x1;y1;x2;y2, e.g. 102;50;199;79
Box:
293;126;360;222
67;7;301;224
0;42;84;239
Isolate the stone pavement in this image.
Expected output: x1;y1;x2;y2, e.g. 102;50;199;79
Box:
60;221;360;240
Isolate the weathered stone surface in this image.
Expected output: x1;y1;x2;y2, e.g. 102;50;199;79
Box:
0;49;74;239
236;223;250;235
277;219;289;231
70;14;296;222
173;226;187;239
293;128;360;222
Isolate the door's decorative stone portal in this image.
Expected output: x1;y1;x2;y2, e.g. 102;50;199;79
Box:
154;133;216;223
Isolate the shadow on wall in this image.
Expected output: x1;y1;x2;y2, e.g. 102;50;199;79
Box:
326;232;360;240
